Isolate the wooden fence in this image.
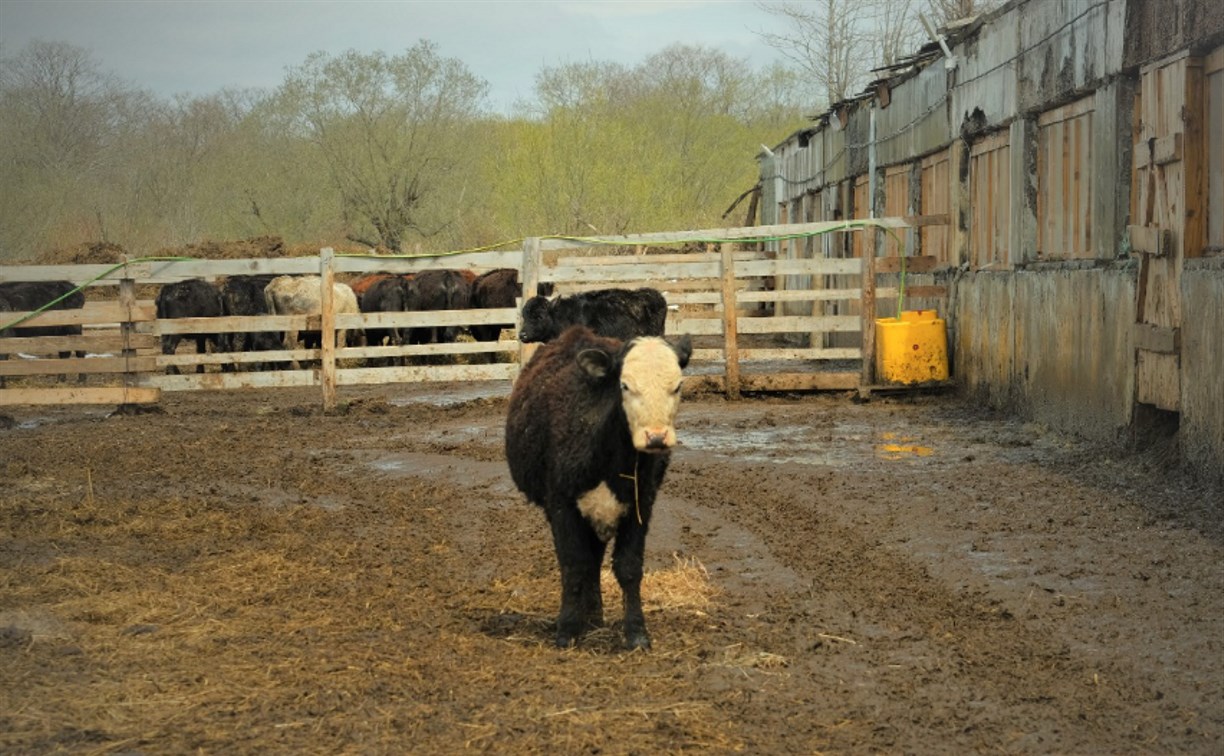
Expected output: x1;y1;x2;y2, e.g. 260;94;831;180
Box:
1;219;948;410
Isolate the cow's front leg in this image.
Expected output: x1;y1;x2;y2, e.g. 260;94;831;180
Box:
579;537;608;629
548;505;603;648
612;522;650;650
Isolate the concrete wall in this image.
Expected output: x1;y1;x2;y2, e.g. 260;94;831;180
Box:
1180;260;1224;484
1124;0;1224;70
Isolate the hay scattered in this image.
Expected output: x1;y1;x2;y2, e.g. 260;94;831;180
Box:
0;486;745;753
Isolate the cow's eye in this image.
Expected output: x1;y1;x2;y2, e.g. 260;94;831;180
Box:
673;382;683;395
620;381;630;392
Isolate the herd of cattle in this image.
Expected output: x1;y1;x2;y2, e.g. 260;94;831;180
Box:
1;270;671;375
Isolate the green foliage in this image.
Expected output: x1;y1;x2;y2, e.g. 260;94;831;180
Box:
0;39;808;261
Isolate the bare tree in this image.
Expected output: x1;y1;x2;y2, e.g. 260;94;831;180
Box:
276;42;487;251
872;0;924;69
0;40;141;176
755;0;1003;110
925;0;1003;26
755;0;874;108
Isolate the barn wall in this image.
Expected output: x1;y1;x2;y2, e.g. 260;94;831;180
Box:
761;0;1223;477
1180;260;1224;484
954;266;1137;441
1124;0;1224;70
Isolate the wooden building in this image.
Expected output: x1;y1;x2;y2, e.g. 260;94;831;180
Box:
760;0;1224;482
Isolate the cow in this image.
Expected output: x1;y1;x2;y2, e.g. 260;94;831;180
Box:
0;280;86;387
155;279;229;375
518;287;667;344
359;275;414;365
406;268;473;347
219;275;281;370
469;268;555;344
263;276;361;364
504;325;693;650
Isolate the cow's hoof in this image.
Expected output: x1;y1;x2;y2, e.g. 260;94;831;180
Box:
554;632;577;649
624;632;652;651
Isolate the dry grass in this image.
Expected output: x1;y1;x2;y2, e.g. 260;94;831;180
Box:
0;490;743;753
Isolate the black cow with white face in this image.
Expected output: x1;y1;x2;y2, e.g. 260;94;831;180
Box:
504;325;692;650
518;287;667;344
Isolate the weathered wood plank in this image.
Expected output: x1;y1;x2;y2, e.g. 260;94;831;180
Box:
683;371;860;394
545;256;861;283
340;307;519;330
339;340;518;361
875;255;941;273
734;258;863;277
669;315;860;337
320;248;338;411
150;369;319;391
1133;323;1180;354
0;386;160;406
0;302;158;328
1128;225;1173;257
861;229;878;386
337;363;517;385
554;251;769;267
333;250;522;275
666;288;863;306
0;355;158;376
877;285;948;299
0;333;160;353
157;348;316;368
1133;133;1184;168
720;244;741;398
690;347;861;362
536;219;909;252
154;314;311;335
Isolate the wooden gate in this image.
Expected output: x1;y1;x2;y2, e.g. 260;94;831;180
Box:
1129;51;1208;412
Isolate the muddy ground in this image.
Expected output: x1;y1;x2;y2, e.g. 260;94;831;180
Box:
1;381;1221;754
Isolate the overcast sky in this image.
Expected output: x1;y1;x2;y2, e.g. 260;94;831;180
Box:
0;0;789;113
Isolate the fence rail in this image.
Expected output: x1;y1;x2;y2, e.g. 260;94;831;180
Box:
1;219;949;409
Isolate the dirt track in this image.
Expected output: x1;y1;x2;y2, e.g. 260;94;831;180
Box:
2;382;1221;754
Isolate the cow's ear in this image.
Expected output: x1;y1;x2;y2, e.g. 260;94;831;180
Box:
577;348;614;380
522;296;547;316
671;335;692;370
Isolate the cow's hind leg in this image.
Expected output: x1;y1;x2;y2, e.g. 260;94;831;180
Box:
547;506;605;648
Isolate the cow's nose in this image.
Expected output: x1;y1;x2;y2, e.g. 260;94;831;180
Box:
644;430;670;450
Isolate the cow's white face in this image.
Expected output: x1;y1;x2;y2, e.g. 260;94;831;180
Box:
619;337;689;452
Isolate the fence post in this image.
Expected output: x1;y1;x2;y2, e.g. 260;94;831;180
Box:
860;228;878;388
320;247;337;412
117;257;143;409
518;237;542;372
719;242;741;399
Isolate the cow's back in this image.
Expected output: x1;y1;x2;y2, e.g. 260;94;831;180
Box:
580;288;666;340
0;281;84;338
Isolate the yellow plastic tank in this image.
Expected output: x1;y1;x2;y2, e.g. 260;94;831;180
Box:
875;309;949;384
